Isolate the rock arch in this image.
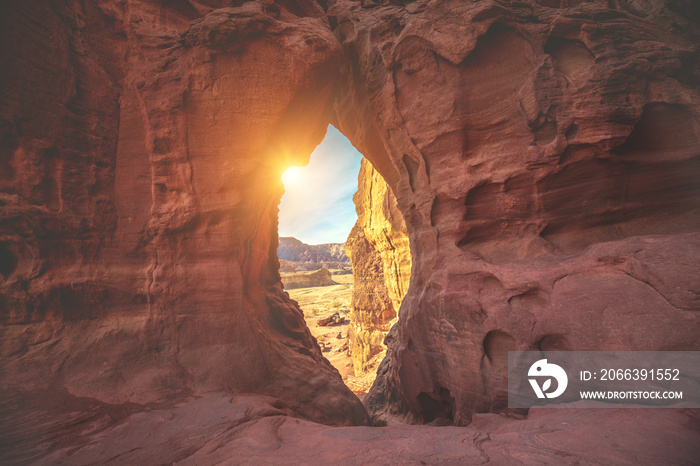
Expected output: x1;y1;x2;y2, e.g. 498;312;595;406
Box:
1;0;699;435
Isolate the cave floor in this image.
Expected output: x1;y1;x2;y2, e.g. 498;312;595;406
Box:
2;390;698;465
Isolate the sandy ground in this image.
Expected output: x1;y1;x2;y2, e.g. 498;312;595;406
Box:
285;273;373;395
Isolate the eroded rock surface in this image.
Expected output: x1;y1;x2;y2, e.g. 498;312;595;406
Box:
346;158;411;378
1;0;700;462
2;391;698;465
0;0;367;427
329;0;700;423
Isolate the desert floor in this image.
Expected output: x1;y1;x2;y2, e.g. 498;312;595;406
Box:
285;273;376;396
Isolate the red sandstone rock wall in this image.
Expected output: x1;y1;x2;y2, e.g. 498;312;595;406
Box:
2;0;699;434
0;0;367;426
329;0;700;424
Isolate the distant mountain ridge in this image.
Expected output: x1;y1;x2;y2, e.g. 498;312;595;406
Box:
278;237;349;263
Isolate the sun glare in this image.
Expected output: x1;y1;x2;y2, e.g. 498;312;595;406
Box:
278;125;363;244
282;166;304;186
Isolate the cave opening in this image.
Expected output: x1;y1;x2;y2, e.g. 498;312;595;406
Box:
276;123;365;395
276;123;412;399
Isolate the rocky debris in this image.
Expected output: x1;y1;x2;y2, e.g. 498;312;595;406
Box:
316;311;347;327
281;267;338;290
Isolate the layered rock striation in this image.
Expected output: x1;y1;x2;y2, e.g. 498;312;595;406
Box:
345;158;411;377
0;0;367;427
329;0;700;424
1;1;699;458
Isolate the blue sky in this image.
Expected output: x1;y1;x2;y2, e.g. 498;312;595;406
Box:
278;125;363;245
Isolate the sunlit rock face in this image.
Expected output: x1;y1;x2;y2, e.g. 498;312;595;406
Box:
2;0;700;446
330;0;700;424
0;0;367;426
345;159;411;377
